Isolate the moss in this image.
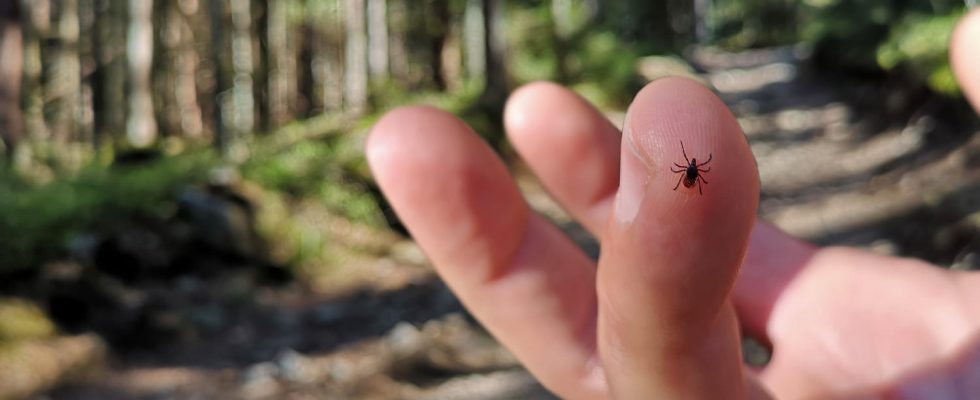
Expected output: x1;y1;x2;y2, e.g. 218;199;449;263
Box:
0;152;214;273
0;299;56;343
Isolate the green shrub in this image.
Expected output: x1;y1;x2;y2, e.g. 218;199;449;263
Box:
876;12;963;95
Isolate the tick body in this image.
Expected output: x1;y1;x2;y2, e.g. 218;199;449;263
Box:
670;141;712;195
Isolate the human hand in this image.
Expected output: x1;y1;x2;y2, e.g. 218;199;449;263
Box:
366;9;980;399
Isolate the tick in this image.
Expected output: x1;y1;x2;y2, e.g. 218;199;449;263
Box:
670;141;712;195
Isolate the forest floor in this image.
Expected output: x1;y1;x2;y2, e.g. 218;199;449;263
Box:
25;45;980;399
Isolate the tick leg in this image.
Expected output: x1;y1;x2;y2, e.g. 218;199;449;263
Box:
698;166;711;173
697;177;703;195
673;174;684;190
699;175;709;184
671;167;684;173
697;153;713;167
681;141;689;162
674;163;687;169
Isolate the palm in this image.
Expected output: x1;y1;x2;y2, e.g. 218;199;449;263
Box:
750;247;980;398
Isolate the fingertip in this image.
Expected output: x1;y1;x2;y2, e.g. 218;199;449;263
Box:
622;76;758;236
505;80;614;148
367;105;455;173
504;81;622;233
504;81;564;134
952;7;980;111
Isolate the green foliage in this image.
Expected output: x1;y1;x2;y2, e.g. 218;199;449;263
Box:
877;12;964;95
567;31;641;108
509;4;562;83
507;4;640;109
242;139;383;227
0;153;214;272
709;0;967;96
711;0;799;49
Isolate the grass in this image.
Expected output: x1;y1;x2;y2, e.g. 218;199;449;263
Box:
0;152;214;273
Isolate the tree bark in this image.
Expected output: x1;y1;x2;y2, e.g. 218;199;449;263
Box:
387;0;409;85
126;0;157;147
481;0;508;104
209;0;228;151
344;0;367;114
309;0;344;113
77;0;95;147
50;0;81;145
463;0;484;81
174;0;203;138
0;1;23;160
441;13;462;92
428;0;449;90
229;0;254;139
367;0;388;80
92;0;126;147
265;0;292;127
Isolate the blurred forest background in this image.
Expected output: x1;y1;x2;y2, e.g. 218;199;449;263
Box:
0;0;978;399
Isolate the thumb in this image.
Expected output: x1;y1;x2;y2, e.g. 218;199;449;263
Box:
596;77;761;398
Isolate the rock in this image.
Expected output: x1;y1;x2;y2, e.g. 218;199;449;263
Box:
240;362;280;399
275;349;312;383
388;314;519;387
386;322;423;358
177;186;262;261
420;370;557;400
389;241;427;266
310;303;348;326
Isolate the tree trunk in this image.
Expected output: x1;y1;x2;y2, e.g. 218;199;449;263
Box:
428;0;449;90
367;0;387;81
229;0;254;140
463;0;484;81
265;0;292;127
344;0;367;114
0;1;23;160
174;0;203;138
92;0;126;147
77;0;95;148
551;0;571;83
209;0;228;151
693;0;709;44
126;0;157;147
309;0;344;113
50;0;81;146
441;14;462;92
20;0;49;156
481;0;507;104
551;0;572;39
387;0;409;85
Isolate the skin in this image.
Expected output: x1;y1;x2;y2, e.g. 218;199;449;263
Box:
367;9;980;399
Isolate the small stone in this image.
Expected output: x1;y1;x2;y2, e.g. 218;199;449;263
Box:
275;349;311;383
240;362;280;399
386;322;422;357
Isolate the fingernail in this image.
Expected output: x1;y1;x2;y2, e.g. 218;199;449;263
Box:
615;119;648;225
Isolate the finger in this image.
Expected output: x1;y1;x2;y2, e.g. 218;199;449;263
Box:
505;82;622;236
596;77;762;398
503;82;818;346
367;106;606;399
733;220;817;339
952;7;980;112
